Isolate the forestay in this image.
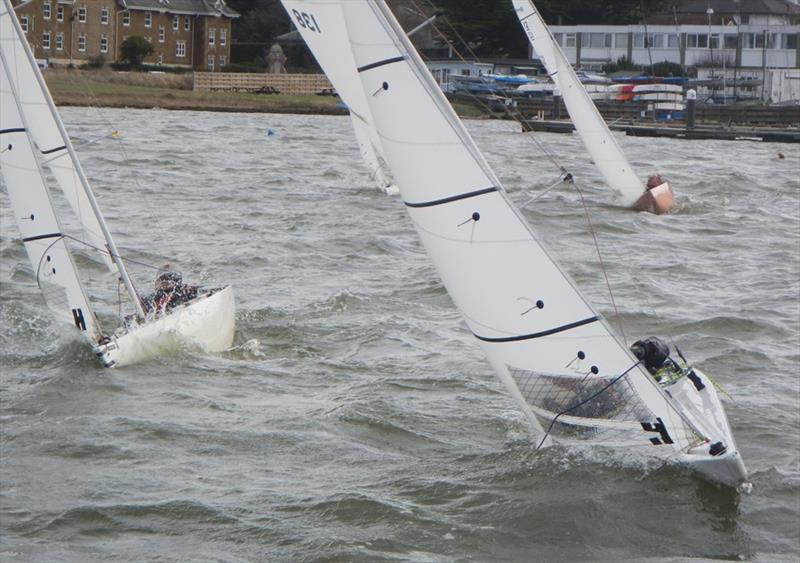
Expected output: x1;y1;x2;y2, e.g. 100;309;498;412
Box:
288;0;703;452
0;4;115;272
511;0;645;207
0;57;102;341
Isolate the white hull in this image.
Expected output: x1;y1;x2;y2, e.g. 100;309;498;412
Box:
667;368;748;487
95;286;236;368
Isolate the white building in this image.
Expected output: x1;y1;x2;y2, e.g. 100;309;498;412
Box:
546;0;800;101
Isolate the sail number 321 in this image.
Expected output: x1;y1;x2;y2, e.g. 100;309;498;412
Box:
292;10;321;33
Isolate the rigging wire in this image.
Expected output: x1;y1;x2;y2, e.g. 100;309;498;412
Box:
408;0;568;175
573;182;627;345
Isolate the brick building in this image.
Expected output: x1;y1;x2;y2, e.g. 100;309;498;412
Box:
12;0;238;71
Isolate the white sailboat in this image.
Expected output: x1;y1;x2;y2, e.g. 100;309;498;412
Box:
283;0;747;487
0;0;235;368
511;0;674;214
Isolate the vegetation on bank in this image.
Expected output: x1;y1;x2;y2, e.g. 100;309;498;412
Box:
43;68;486;117
44;69;348;114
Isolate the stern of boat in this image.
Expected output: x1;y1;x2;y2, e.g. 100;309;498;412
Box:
633;181;674;214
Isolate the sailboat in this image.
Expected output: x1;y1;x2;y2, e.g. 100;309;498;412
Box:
282;0;747;487
0;0;235;368
511;0;674;214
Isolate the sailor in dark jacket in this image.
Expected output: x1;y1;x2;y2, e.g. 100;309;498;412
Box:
142;269;198;315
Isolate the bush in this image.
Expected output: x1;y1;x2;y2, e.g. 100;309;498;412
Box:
120;36;153;67
649;61;684;77
603;56;641;74
85;55;106;69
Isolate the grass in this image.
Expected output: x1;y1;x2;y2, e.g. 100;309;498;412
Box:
44;68;347;114
43;68;490;118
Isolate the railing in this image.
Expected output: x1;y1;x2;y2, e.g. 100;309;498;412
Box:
193;72;332;95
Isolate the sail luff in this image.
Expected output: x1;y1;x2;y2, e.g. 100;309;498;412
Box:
0;51;103;341
0;0;145;318
512;0;645;206
320;0;700;451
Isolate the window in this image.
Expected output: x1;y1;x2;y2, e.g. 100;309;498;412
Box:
565;33;576;47
145;12;151;27
78;33;86;52
42;31;51;50
709;34;720;49
208;28;215;46
78;5;86;23
20;15;28;33
553;33;563;47
57;5;64;21
172;15;179;30
184;16;190;31
219;55;226;67
157;54;163;65
175;40;186;57
56;32;63;50
207;54;214;71
666;34;678;48
100;34;108;53
101;7;109;25
724;34;738;50
159;25;165;43
687;33;708;49
43;1;51;20
220;28;226;46
786;34;798;50
614;33;628;49
740;15;750;25
122;11;130;26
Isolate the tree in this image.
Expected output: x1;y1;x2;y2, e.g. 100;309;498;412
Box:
120;36;154;67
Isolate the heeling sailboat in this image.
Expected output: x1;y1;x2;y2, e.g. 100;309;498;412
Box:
511;0;674;215
284;0;747;487
0;0;234;367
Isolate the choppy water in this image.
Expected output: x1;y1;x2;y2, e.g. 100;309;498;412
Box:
1;107;798;562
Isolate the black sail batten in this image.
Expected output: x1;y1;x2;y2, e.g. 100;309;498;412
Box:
357;55;405;73
404;186;499;208
40;145;67;155
474;316;600;343
0;127;26;135
23;232;63;243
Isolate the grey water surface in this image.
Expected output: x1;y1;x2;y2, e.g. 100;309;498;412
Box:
1;108;798;562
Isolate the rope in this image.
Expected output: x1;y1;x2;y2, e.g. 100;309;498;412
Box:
536;360;642;449
62;233;168;273
572;182;626;345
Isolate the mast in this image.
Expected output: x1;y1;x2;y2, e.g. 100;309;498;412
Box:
2;0;146;318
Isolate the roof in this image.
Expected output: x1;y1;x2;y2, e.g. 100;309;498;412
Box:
119;0;240;18
670;0;800;16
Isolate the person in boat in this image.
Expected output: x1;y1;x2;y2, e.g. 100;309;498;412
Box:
142;268;199;315
630;336;683;383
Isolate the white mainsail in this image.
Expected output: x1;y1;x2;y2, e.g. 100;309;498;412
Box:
1;0;236;368
283;0;395;192
0;8;115;271
284;0;747;485
511;0;645;207
1;59;103;341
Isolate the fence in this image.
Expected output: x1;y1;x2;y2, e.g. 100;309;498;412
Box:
193;72;332;95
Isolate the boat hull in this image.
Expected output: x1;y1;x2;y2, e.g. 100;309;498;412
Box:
95;285;235;368
667;368;749;488
633;181;674;214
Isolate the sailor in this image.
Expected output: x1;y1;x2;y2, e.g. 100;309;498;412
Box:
142;268;198;315
630;336;683;383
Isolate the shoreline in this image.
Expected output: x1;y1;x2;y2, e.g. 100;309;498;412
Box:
44;68;485;117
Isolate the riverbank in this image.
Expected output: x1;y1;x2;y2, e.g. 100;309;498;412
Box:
44;68;485;117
